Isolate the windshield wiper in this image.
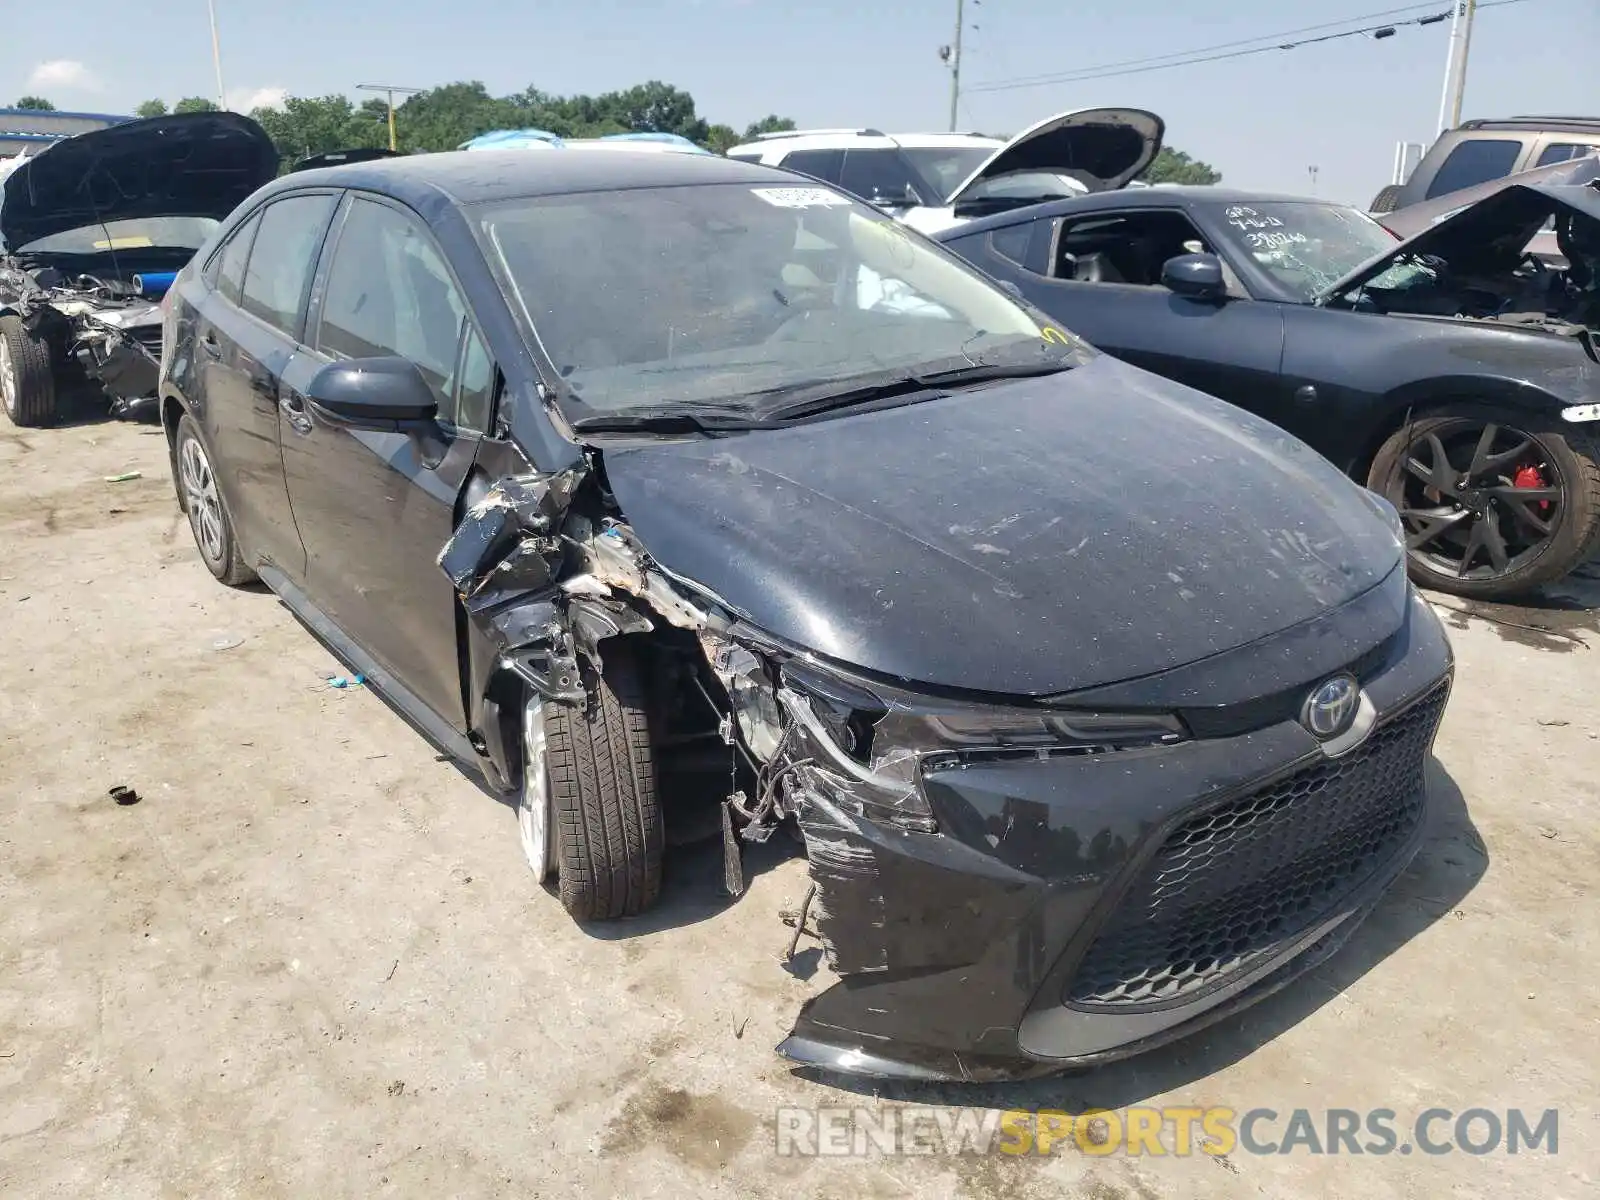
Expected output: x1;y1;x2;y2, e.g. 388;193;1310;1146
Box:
757;360;1072;423
569;405;773;435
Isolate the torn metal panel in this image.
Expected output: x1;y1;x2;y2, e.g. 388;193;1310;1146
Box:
580;519;710;631
437;469;582;601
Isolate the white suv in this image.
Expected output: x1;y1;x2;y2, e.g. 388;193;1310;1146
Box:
725;108;1164;236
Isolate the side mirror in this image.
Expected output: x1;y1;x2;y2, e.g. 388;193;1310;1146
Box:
1161;253;1227;300
307;356;439;423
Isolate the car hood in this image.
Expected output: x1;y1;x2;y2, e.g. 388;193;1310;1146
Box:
0;112;279;251
1378;153;1600;240
600;355;1402;697
941;107;1164;208
1320;180;1600;301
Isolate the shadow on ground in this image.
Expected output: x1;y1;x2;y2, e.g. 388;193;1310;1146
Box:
795;757;1483;1111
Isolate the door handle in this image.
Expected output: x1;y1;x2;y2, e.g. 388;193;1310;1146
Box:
199;332;222;359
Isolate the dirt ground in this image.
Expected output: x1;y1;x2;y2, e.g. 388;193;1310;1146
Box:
1;415;1596;1199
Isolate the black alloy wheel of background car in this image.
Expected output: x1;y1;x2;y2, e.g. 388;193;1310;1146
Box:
1367;404;1600;597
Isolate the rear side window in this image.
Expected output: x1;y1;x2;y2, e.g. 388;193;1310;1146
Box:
239;194;337;336
1424;139;1521;199
213;213;259;305
778;148;845;185
317;197;476;425
1535;141;1600;167
989;223;1034;266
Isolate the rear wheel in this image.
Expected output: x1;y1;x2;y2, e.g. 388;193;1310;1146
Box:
175;414;256;586
0;314;58;428
536;642;664;921
1368;403;1600;599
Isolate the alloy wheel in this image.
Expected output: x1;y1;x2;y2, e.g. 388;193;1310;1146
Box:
1393;419;1564;581
179;435;226;564
517;694;554;883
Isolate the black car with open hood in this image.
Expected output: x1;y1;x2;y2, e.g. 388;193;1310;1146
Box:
1;111;280;427
156;148;1454;1083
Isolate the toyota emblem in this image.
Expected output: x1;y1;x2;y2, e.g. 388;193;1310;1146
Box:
1302;675;1360;740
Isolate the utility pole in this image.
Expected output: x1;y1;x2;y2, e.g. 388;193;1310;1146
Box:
1436;0;1479;134
1308;165;1319;195
357;83;424;152
206;0;226;111
948;0;965;132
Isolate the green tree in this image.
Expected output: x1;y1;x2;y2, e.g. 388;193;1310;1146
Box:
250;94;389;167
174;97;220;114
135;99;168;118
704;124;741;154
743;115;795;140
14;96;55;111
1140;147;1222;186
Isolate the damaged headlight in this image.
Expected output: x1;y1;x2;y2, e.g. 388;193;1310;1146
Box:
779;660;1186;833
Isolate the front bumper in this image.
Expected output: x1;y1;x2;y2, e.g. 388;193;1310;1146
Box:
778;586;1454;1082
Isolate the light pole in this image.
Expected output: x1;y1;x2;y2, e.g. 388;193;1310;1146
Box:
1308;165;1319;195
357;83;424;152
206;0;226;111
1436;0;1479;134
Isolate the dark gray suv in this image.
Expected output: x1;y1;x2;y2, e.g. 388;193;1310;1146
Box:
1371;115;1600;213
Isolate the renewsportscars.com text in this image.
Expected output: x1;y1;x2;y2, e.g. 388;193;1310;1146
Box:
774;1105;1560;1158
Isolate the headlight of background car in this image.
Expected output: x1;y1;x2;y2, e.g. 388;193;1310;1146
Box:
778;660;1186;832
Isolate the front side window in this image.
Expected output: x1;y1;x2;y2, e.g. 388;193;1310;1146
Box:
1424;139;1521;199
239;193;337;336
477;181;1081;419
1203;201;1400;301
777;149;845;185
838;150;930;207
317;198;475;424
1048;210;1212;285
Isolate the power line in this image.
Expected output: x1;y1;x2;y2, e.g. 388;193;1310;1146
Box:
965;0;1532;95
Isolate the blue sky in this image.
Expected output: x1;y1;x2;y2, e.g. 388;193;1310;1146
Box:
4;0;1595;204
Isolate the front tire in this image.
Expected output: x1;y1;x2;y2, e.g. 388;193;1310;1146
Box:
541;642;663;921
0;314;58;428
1368;403;1600;599
175;414;256;586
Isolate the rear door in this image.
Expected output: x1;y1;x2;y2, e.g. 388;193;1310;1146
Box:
278;193;495;730
193;192;340;578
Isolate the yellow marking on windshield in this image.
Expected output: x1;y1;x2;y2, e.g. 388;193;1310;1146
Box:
1041;326;1071;345
92;236;154;250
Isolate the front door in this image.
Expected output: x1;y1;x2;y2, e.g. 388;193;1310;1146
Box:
1013;207;1289;416
279;193;498;731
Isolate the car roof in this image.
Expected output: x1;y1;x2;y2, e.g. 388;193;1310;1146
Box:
935;186;1335;238
272;148;785;209
726;130;1001;156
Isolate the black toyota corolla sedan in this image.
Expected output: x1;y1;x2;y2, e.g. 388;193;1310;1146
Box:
158;150;1453;1082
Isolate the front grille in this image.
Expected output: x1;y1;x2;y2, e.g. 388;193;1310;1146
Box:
1066;680;1449;1010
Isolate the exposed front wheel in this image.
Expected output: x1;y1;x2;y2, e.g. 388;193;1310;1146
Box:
1368;404;1600;599
0;314;58;428
530;641;664;921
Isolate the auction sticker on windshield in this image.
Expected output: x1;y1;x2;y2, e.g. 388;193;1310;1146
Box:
751;187;853;209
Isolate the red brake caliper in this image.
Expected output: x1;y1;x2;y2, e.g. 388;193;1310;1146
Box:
1513;464;1552;515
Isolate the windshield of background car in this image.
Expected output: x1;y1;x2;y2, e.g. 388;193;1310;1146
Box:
1204;201;1400;301
477;181;1082;415
14;216;220;256
897;146;994;201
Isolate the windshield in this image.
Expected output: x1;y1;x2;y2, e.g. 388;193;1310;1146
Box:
1204;201;1400;301
898;146;994;202
14;216;219;256
478;181;1085;417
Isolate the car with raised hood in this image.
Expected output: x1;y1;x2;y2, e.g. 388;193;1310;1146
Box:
0;111;279;427
938;181;1600;600
158;149;1453;1082
726;107;1163;236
